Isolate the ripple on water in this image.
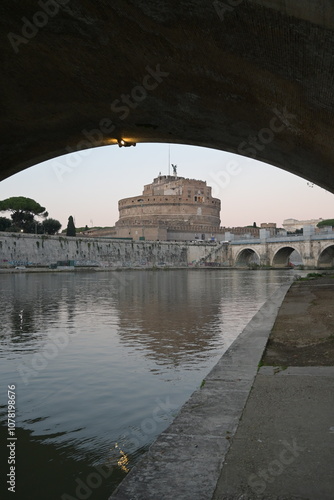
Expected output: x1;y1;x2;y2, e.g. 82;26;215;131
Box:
0;269;295;499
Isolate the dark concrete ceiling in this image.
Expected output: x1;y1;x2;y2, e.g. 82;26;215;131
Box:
1;0;334;192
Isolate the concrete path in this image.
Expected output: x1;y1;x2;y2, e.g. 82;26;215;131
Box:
212;365;334;500
213;277;334;500
109;284;291;500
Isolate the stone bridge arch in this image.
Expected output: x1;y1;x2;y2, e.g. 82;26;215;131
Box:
271;245;303;268
2;1;334;194
317;244;334;268
235;248;261;267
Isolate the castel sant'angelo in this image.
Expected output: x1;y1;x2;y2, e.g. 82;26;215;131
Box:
115;168;222;241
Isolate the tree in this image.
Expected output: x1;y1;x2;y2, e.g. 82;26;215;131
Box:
317;219;334;228
0;217;11;231
0;196;47;232
66;216;76;236
42;218;62;235
0;196;46;216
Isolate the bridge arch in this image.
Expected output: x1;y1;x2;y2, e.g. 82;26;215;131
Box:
272;246;303;268
1;1;334;194
235;248;261;268
318;244;334;268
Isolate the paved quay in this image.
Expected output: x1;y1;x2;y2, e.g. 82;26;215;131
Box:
213;276;334;500
110;275;334;500
109;283;292;500
212;365;334;500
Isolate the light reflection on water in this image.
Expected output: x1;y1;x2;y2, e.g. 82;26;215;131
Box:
0;269;296;499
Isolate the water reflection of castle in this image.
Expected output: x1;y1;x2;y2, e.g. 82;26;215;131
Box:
114;270;272;368
1;271;277;373
114;270;225;367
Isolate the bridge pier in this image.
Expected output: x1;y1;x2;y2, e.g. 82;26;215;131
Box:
259;232;270;266
302;235;317;269
259;252;270;267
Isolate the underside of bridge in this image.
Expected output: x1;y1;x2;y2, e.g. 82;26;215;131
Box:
235;248;260;267
318;244;334;267
1;1;334;189
272;246;298;267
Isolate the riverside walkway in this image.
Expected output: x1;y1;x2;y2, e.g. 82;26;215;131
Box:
110;274;334;500
213;275;334;500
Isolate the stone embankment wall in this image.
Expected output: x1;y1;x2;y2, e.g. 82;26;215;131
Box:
0;232;222;268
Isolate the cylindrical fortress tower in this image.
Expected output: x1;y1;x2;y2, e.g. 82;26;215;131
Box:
116;175;221;229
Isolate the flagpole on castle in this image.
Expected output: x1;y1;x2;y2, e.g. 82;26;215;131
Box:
168;144;171;176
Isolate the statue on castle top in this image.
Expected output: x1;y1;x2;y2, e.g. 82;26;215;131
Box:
172;164;177;176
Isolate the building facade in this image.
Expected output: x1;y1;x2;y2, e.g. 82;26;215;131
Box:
115;174;221;241
283;218;323;232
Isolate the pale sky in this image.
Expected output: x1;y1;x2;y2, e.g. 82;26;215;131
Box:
0;143;333;231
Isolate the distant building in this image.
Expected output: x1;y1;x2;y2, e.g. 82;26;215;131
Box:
222;226;260;238
260;222;277;236
283;218;323;232
261;222;276;229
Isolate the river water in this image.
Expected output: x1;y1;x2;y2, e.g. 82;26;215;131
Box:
0;269;297;499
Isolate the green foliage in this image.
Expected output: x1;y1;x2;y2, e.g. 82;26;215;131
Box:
66;216;76;237
317;219;334;228
75;226;94;233
298;272;324;281
0;196;49;233
0;196;46;215
0;217;11;231
42;218;61;235
61;225;115;234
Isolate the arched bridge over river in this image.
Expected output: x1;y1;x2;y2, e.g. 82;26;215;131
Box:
202;232;334;269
